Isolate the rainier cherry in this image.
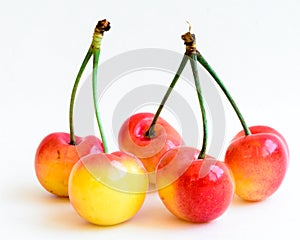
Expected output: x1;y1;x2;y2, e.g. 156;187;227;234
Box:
225;130;288;201
69;151;148;225
68;20;148;226
157;147;234;223
35;133;103;197
118;112;182;182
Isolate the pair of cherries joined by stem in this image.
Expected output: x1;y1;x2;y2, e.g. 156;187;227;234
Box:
118;27;289;222
35;20;149;226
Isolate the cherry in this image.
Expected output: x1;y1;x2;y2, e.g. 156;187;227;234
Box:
156;26;234;223
225;131;288;201
68;20;148;225
69;150;148;226
196;29;289;201
35;133;103;197
34;20;111;197
118;112;182;180
157;147;234;223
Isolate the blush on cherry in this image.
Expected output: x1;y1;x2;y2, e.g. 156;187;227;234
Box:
35;133;103;197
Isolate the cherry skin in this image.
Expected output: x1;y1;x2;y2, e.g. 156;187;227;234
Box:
156;146;234;223
68;151;148;226
225;131;288;201
35;132;104;197
118;112;183;181
232;125;289;158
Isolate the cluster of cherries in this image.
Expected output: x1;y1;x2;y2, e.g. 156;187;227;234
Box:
35;19;289;226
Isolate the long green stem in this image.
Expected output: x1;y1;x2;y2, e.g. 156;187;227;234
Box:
69;49;93;145
89;19;111;153
197;54;251;136
144;55;189;138
190;54;208;159
92;50;109;153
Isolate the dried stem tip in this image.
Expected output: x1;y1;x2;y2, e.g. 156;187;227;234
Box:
96;19;111;34
182;32;197;55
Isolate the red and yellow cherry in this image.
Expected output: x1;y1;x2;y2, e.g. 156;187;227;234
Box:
118;112;183;180
35;132;103;197
156;146;234;223
68;151;148;226
225;130;288;202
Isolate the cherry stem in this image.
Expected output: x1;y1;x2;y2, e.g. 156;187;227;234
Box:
92;50;109;153
196;54;251;136
180;28;209;158
91;19;111;153
69;48;93;145
190;54;208;159
144;55;189;138
68;20;110;146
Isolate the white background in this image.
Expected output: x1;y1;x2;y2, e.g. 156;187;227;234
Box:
1;0;299;239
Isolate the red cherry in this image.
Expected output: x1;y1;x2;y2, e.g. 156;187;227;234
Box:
156;146;234;223
118;112;183;176
225;131;288;201
35;132;103;197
